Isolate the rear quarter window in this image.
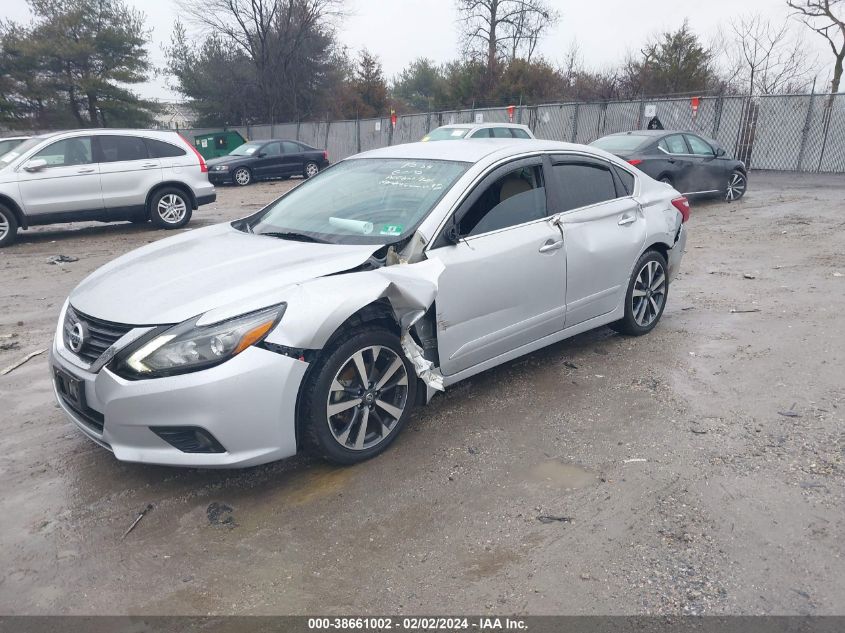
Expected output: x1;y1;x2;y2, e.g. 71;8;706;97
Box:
613;166;635;195
145;138;187;158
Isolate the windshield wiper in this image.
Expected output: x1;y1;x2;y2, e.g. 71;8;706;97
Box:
259;231;328;244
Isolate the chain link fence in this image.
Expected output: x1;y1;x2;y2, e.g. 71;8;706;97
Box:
173;93;844;173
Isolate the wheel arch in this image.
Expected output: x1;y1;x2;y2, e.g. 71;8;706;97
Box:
0;195;27;229
146;181;197;213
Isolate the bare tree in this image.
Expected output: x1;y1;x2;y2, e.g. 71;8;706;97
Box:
728;14;817;94
456;0;559;75
787;0;845;94
179;0;343;120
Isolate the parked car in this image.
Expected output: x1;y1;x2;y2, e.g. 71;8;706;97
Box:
50;139;687;468
0;129;215;247
422;123;534;141
0;135;30;158
591;130;747;201
206;139;329;186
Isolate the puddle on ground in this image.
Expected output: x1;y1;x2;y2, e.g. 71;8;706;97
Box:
525;460;597;490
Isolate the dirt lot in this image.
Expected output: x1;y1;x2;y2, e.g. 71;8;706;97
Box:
0;172;843;616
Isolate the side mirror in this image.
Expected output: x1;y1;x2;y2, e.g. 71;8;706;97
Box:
23;158;47;172
715;147;726;157
444;220;461;245
256;152;266;158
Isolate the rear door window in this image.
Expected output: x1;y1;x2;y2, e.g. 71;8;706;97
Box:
552;161;619;212
97;135;149;162
469;128;492;138
659;135;689;155
491;128;512;138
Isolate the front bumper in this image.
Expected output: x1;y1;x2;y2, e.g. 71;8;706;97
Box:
50;325;308;468
207;170;233;185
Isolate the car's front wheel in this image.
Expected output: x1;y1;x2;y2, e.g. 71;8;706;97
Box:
612;250;669;336
149;188;192;229
725;170;746;201
0;204;19;248
300;328;417;464
233;167;252;186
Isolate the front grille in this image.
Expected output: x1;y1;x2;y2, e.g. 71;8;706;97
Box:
64;306;134;365
59;393;105;433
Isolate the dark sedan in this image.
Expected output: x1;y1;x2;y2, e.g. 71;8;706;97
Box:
591;131;747;201
206;139;330;186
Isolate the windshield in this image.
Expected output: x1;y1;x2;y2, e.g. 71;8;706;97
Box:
244;158;469;245
0;137;40;168
229;142;264;156
591;135;650;153
422;127;470;141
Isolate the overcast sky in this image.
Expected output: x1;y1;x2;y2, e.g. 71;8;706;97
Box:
2;0;835;100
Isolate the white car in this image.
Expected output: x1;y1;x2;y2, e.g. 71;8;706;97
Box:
50;139;688;468
0;129;216;247
422;122;534;141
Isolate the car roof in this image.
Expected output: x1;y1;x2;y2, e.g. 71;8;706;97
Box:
601;129;720;145
436;122;530;130
354;139;590;163
0;135;30;140
30;129;187;141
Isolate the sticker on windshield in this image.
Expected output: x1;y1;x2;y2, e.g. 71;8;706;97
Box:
379;162;446;191
380;224;403;236
451;130;465;137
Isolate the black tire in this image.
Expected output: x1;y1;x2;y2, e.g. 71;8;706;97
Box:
300;327;417;465
611;250;669;336
0;204;19;248
303;161;319;179
149;187;193;230
233;167;252;186
725;169;747;201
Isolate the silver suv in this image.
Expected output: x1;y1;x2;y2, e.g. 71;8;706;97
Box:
0;129;216;247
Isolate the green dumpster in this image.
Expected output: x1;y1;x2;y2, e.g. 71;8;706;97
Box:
193;130;247;160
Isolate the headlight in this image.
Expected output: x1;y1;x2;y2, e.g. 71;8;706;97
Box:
111;304;285;379
214;165;229;171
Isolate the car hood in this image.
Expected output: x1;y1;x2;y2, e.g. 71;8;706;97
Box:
69;223;382;325
206;155;251;167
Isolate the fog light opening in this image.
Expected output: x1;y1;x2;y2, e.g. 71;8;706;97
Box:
150;426;226;454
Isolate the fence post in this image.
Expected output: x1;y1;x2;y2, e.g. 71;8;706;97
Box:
571;103;579;143
712;95;724;139
356;117;361;154
796;93;816;172
296;121;301;141
388;119;394;146
638;98;645;129
324;120;330;152
816;98;834;173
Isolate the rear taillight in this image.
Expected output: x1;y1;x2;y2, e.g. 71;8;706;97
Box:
181;135;208;173
627;159;643;166
672;196;690;223
323;150;329;161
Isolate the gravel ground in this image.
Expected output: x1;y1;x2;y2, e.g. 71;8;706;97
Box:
0;172;843;615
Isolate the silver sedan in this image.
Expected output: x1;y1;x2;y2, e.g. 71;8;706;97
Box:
50;139;688;467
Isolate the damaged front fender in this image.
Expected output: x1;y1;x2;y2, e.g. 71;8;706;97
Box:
264;258;446;391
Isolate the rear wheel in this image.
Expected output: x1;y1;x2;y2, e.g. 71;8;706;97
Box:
233;167;252;186
149;188;192;229
304;161;319;178
611;250;669;336
0;204;18;248
300;328;416;465
725;170;746;201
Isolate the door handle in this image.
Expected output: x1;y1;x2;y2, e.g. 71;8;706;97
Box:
539;239;564;253
618;214;637;226
77;168;96;174
142;163;158;168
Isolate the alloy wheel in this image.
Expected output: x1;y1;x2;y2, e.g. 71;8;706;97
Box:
234;168;251;186
326;345;409;451
305;163;319;178
156;194;187;224
632;260;666;327
725;172;746;201
0;214;8;242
